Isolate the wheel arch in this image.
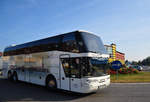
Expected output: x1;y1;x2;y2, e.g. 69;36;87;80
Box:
45;74;57;87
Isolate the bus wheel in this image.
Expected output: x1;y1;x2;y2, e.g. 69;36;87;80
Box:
12;72;18;82
8;71;13;80
46;76;57;90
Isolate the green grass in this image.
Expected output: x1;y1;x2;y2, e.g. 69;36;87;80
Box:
110;72;150;83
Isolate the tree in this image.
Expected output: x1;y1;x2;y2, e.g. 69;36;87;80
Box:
131;61;138;65
141;56;150;66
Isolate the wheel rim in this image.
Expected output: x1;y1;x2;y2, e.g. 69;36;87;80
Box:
48;80;55;88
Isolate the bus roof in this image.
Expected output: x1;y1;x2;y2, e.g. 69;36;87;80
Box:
4;30;98;53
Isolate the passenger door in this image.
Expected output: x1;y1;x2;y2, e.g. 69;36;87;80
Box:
70;58;81;92
59;54;71;91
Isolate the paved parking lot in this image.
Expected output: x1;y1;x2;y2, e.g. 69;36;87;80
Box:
0;76;150;102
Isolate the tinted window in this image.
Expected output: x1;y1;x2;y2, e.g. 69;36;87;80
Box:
80;57;108;77
75;33;86;53
70;58;81;78
4;36;62;56
62;33;79;53
61;58;81;78
81;32;107;54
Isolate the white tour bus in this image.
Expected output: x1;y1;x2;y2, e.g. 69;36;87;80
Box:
2;30;110;93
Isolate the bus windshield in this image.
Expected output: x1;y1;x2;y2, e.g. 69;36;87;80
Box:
81;32;107;54
61;57;108;78
81;57;108;77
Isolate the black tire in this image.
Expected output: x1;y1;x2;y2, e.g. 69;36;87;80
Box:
46;76;57;90
12;72;18;82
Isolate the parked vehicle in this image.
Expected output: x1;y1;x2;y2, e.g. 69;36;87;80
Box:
130;65;143;71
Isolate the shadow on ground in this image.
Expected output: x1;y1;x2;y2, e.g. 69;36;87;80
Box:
0;77;93;102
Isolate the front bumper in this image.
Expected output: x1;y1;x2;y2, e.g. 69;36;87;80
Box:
78;75;110;93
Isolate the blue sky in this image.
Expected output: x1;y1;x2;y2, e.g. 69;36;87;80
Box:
0;0;150;61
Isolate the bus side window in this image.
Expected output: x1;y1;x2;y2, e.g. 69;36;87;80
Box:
62;33;79;53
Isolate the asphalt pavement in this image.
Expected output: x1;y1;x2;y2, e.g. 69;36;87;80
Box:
0;76;150;102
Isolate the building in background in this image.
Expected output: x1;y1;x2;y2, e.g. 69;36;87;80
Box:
116;51;125;64
104;44;125;64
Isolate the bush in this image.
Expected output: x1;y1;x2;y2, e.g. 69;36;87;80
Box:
107;69;117;74
119;67;139;74
107;67;139;75
131;68;139;74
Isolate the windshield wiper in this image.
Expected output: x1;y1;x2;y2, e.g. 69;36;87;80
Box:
88;51;99;53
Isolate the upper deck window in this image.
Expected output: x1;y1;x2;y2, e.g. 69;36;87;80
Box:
3;31;108;56
62;33;79;53
80;32;107;54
